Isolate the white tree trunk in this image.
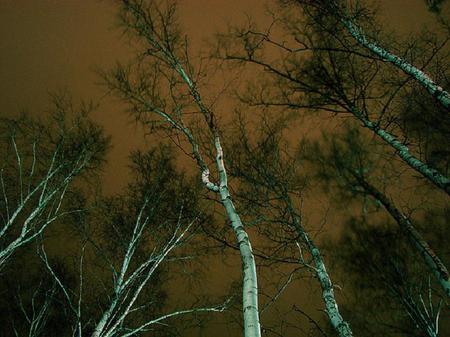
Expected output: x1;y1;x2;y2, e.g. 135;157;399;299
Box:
352;108;450;196
214;137;261;337
289;211;353;337
307;239;353;337
341;16;450;110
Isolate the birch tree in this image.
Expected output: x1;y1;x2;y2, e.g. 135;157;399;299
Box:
395;77;450;178
0;97;108;270
216;0;450;195
301;126;449;335
1;144;226;337
101;1;262;336
0;262;71;337
288;0;450;109
301;126;450;294
220;115;353;337
80;203;219;337
85;146;225;337
332;217;446;337
7;197;221;337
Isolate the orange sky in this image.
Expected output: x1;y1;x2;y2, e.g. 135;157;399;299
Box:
0;1;445;336
0;0;267;195
1;0;440;196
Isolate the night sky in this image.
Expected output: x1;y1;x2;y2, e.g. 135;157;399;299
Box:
1;0;437;195
0;1;447;336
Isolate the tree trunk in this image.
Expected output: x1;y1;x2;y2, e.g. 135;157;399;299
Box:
291;216;353;337
341;17;450;110
214;137;261;337
352;108;450;196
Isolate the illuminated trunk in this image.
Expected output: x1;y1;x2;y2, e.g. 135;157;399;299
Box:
341;17;450;110
290;213;353;337
307;238;353;337
351;107;450;196
214;137;261;337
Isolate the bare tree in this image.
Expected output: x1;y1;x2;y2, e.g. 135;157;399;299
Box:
0;95;108;270
42;203;223;337
300;126;449;336
216;0;450;195
10;144;227;337
288;0;450;109
2;1;448;336
0;262;71;337
301;126;450;297
332;217;446;337
102;1;262;336
223;115;353;337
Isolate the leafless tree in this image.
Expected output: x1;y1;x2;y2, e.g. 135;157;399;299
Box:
3;1;449;336
222;114;353;337
329;215;447;337
300;126;449;336
102;1;262;336
300;126;450;297
288;0;450;109
40;201;225;337
0;95;108;270
216;0;450;195
0;144;227;337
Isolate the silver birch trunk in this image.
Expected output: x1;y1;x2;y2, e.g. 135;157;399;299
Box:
289;211;353;337
306;237;353;337
352;108;450;196
352;173;450;298
174;35;262;337
340;16;450;110
111;3;261;336
213;136;261;337
177;61;262;337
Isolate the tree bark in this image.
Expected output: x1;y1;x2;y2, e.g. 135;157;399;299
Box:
214;137;261;337
290;214;353;337
337;4;450;110
351;107;450;196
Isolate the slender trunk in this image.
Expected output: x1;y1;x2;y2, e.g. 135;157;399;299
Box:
352;109;450;196
290;213;353;337
92;302;116;337
352;173;450;297
214;137;261;337
306;238;353;337
341;17;450;110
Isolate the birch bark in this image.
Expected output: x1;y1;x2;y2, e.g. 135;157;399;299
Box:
214;137;261;337
315;0;450;109
350;107;450;196
304;234;353;337
287;203;353;337
341;18;450;110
